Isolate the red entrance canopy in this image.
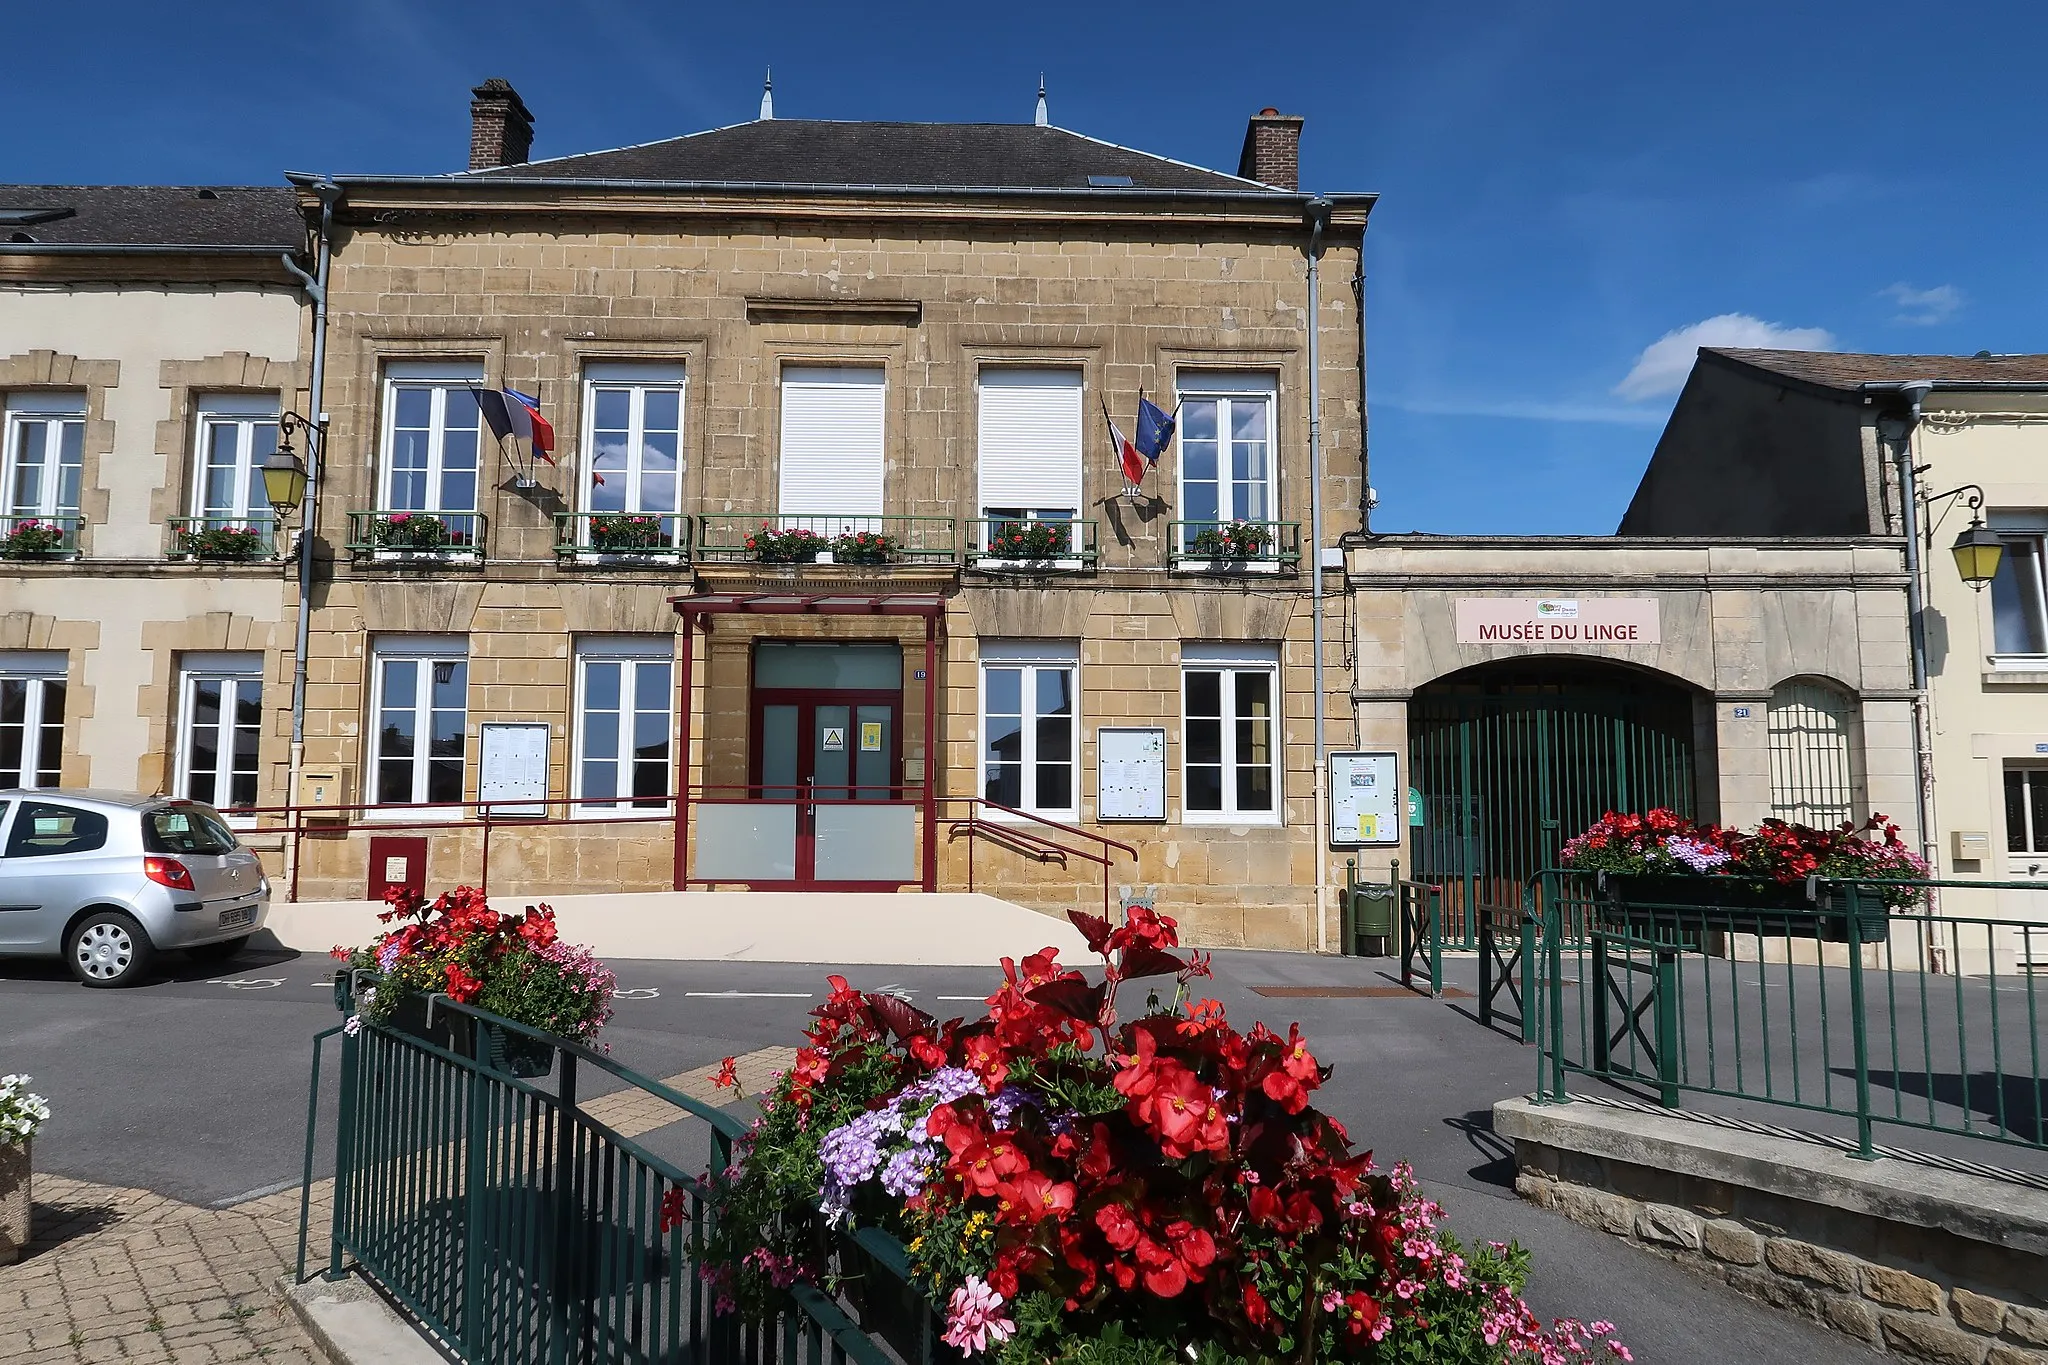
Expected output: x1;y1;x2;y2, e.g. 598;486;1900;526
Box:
667;589;947;891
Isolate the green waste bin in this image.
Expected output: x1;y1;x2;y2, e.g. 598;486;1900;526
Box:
1348;882;1394;955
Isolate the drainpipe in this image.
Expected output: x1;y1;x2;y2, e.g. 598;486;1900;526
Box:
279;180;341;902
1304;197;1332;952
1867;378;1943;965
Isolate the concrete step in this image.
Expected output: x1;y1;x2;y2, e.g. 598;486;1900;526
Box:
264;889;1090;967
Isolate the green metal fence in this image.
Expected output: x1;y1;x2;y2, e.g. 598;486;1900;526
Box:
299;976;903;1364
1409;682;1698;947
1531;873;2048;1162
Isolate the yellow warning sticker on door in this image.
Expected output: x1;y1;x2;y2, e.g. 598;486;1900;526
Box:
822;727;846;751
860;722;883;752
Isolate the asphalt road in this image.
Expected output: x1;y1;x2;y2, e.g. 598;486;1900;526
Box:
0;940;1882;1363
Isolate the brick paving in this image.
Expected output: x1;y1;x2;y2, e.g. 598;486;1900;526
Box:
0;1046;794;1365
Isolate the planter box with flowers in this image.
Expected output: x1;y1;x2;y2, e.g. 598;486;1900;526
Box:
333;886;617;1077
746;526;826;565
678;907;1628;1364
1188;521;1274;564
831;530;900;566
175;524;272;561
0;519;74;560
1561;809;1928;942
589;513;672;554
0;1073;49;1265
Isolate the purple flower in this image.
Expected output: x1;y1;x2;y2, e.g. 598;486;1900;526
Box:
1663;836;1731;872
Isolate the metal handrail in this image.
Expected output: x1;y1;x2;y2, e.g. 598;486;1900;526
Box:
165;515;281;561
344;509;487;557
695;513;958;564
963;517;1099;570
943;795;1137;917
0;512;84;557
552;510;690;559
1166;519;1302;569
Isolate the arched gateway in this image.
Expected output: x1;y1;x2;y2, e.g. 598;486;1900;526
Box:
1408;658;1706;938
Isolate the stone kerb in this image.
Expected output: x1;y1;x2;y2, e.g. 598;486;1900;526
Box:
1494;1097;2048;1363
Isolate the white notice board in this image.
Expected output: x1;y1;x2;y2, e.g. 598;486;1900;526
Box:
1329;751;1401;847
1096;727;1166;822
479;722;550;817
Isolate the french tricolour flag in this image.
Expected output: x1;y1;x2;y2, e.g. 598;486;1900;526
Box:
476;387;556;465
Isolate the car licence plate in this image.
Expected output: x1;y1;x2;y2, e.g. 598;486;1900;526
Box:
219;905;256;930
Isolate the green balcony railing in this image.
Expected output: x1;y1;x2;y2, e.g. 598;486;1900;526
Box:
0;512;83;560
346;509;487;561
1167;519;1301;571
695;514;957;566
553;511;690;561
166;515;281;562
963;517;1099;571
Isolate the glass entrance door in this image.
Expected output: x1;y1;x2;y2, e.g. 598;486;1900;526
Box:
753;690;905;886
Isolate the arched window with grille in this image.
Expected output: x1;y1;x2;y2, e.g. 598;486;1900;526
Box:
1767;680;1859;827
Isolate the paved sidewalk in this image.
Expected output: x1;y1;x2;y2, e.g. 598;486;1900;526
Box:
0;1047;793;1365
0;1176;324;1365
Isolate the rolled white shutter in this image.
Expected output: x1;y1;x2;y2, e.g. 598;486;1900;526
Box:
977;369;1082;513
778;367;886;516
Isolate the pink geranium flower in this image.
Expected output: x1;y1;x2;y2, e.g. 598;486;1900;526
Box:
941;1276;1014;1356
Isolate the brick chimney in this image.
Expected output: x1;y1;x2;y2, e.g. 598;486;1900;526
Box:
469;79;534;171
1237;108;1304;190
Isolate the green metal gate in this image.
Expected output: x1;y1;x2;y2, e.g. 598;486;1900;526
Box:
1409;665;1700;947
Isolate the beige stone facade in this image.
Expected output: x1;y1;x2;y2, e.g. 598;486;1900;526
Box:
288;180;1368;949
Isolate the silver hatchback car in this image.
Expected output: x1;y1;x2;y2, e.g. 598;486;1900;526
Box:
0;790;271;987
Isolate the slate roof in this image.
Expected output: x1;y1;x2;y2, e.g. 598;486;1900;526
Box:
0;185;302;249
1710;347;2048;390
458;120;1277;194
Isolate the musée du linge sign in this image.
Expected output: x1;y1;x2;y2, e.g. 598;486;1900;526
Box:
1454;597;1660;645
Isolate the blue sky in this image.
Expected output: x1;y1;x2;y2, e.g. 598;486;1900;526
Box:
8;0;2044;533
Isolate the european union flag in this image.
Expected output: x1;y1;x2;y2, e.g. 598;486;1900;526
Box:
1134;397;1176;463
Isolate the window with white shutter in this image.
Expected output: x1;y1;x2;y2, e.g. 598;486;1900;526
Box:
778;366;885;520
977;369;1082;529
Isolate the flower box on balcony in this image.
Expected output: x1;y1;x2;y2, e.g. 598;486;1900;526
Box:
176;525;271;561
588;514;671;554
746;526;825;564
0;520;73;560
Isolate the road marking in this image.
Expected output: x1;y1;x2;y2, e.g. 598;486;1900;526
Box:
209;977;286;990
936;995;987;1002
683;991;812;999
613;987;661;1000
870;984;914;1000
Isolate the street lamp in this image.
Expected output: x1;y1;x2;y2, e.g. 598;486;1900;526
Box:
1923;483;2004;591
264;412;319;518
1951;521;2005;590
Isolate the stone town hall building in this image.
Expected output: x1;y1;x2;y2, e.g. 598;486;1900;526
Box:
267;84;1371;948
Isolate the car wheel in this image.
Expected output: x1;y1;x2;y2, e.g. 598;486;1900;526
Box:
185;936;251;964
66;910;156;988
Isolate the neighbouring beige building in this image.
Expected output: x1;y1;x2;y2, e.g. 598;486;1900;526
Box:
281;82;1372;949
0;186;305;867
1341;533;1916;935
1621;347;2048;964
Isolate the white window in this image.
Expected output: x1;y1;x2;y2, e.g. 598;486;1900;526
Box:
3;393;85;532
1990;513;2048;658
1766;681;1857;828
979;642;1079;820
1181;644;1281;822
582;363;684;542
0;652;66;790
575;638;673;811
778;366;885;521
381;362;484;516
370;640;468;808
2007;765;2048;855
177;654;263;813
977;369;1082;545
191;396;280;529
1175;373;1276;543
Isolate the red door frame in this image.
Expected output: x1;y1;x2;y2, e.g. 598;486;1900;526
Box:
747;686;905;888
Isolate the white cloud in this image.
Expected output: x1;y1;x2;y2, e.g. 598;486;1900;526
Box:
1614;314;1837;401
1882;282;1963;326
